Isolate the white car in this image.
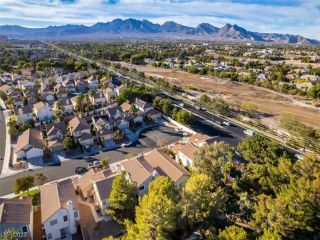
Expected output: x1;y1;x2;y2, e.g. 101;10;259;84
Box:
121;141;133;147
88;160;101;169
174;128;181;132
222;121;230;126
294;154;304;160
244;129;255;136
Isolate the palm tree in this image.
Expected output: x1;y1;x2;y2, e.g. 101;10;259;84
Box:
75;93;85;114
54;102;65;121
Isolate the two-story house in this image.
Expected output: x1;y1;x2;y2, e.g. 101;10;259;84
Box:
90;91;106;107
119;149;190;195
54;84;69;99
68;116;93;147
40;179;80;240
55;98;74;116
46;122;68;152
15;128;43;161
14;106;33;124
92;117;113;142
74;169;118;221
33;101;53;122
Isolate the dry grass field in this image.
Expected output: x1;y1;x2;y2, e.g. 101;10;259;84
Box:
119;62;320;129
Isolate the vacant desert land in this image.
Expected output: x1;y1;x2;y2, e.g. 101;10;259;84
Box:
119;62;320;129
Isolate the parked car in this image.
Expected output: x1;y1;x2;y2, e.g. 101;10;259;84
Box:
121;141;133;147
244;129;255;136
294;154;304;160
174;127;181;132
88;160;102;169
75;166;87;174
215;120;221;125
179;103;184;107
222;121;230;126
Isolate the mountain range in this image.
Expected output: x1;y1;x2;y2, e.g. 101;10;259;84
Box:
0;18;318;45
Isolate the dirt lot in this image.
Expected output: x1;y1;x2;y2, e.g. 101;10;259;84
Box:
119;62;320;129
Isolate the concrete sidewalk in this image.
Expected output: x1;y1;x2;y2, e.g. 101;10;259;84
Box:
0;99;13;176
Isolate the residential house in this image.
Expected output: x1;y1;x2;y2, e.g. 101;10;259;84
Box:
54;84;68;99
90;91;106;107
92;117;113;142
86;76;99;89
0;197;33;239
14;106;33;124
105;106;123;121
120;101;131;114
68;116;93;146
103;88;116;102
116;116;130;129
134;98;161;120
41;92;55;105
301;74;320;82
18;80;34;90
40;179;80;240
74;169;118;221
62;79;76;93
75;79;87;93
119;149;190;195
55;98;74;115
7;89;23;107
33;101;53;122
296;81;313;90
46;122;67;152
15;128;43;161
23;89;38;105
172;133;218;168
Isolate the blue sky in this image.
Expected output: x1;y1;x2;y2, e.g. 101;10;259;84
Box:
0;0;319;39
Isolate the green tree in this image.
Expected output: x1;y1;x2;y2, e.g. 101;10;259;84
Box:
176;109;193;124
218;225;247;240
107;172;138;224
13;175;34;194
237;135;284;165
181;174;214;229
101;157;109;169
0;90;8;101
126;176;178;240
193;142;230;186
34;173;48;189
0;228;19;240
54;102;65;121
63;135;76;149
259;229;282;240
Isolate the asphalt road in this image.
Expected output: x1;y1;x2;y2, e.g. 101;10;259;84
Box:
0;110;6;174
0;125;182;196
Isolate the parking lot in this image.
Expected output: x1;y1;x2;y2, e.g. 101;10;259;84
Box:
0;124;184;196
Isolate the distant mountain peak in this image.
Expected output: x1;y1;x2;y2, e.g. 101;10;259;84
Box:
0;18;318;45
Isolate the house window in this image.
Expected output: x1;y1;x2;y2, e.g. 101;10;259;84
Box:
21;226;28;233
139;185;145;191
47;233;52;239
74;211;78;218
63;215;68;222
50;219;58;225
60;227;68;239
